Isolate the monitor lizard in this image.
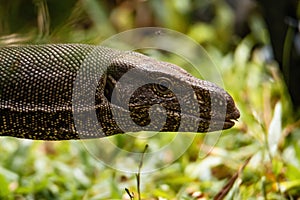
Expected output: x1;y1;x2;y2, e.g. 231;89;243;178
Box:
0;44;240;140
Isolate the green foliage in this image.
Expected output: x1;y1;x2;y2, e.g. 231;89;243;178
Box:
0;0;299;199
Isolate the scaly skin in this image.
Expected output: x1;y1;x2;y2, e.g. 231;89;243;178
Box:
0;44;240;140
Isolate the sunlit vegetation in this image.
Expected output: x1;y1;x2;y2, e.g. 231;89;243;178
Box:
0;0;299;199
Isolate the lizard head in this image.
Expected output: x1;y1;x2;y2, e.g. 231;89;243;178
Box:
97;51;240;135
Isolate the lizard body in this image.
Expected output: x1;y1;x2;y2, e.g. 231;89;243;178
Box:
0;44;240;140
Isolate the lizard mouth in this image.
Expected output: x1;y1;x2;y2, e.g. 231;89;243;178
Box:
122;102;240;133
223;113;239;129
177;107;239;132
184;107;239;132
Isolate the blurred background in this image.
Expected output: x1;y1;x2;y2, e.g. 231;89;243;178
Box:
0;0;300;199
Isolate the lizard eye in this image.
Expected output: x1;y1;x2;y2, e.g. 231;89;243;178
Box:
153;77;172;96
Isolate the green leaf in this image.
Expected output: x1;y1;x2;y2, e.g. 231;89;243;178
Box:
274;180;300;193
268;101;282;157
286;164;300;181
0;174;10;199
